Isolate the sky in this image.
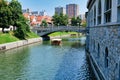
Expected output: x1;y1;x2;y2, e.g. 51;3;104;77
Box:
17;0;88;16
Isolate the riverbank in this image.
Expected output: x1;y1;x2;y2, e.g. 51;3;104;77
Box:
0;38;42;51
0;31;40;44
48;31;84;40
0;31;85;51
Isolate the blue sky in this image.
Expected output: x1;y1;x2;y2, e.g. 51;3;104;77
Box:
17;0;88;16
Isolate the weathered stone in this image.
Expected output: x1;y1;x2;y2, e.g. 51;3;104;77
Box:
86;26;120;80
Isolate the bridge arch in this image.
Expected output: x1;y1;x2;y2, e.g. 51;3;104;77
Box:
32;26;86;37
41;30;84;41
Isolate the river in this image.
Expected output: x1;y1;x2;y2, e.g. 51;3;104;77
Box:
0;37;96;80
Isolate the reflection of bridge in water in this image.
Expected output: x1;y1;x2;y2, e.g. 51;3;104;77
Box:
32;26;86;36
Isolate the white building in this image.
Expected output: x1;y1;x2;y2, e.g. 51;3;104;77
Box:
87;0;119;27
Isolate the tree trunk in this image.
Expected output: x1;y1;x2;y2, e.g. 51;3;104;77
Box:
2;28;4;33
13;26;16;31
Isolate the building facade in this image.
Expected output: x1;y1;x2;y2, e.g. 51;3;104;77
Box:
55;7;66;15
66;4;79;18
39;10;47;16
22;8;30;13
31;11;39;16
86;0;120;80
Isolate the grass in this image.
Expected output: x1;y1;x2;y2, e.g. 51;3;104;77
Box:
48;32;78;37
26;31;39;39
0;31;40;44
0;32;19;44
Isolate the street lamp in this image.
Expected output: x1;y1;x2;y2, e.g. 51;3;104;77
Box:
58;23;59;29
58;23;59;26
43;23;44;28
77;23;80;37
77;23;79;26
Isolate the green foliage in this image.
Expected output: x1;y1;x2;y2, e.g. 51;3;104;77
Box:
52;13;68;26
0;0;39;41
9;0;22;27
82;22;87;27
18;15;30;32
26;32;39;39
14;22;26;39
8;0;30;39
71;17;81;26
41;20;48;27
0;0;13;33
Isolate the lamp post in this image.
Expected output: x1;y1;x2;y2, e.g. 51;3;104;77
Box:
57;23;61;38
42;23;44;28
58;23;59;29
77;23;80;37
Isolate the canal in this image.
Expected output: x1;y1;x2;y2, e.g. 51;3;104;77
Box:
0;38;96;80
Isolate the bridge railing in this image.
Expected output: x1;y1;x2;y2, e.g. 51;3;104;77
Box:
33;26;86;31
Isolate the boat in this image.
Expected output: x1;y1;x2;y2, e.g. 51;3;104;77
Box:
51;39;62;45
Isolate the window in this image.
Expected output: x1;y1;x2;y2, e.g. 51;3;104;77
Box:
94;6;96;25
118;0;120;22
105;47;109;68
98;0;101;24
104;0;112;23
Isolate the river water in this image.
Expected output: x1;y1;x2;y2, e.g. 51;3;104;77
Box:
0;38;96;80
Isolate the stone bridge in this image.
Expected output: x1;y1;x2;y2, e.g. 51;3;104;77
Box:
32;26;86;36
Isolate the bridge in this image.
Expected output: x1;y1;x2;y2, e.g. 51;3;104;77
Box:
32;26;86;36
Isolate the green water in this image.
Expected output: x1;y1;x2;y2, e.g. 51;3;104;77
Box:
0;39;96;80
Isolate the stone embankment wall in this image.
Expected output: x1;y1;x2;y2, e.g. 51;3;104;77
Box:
86;24;120;80
0;38;42;51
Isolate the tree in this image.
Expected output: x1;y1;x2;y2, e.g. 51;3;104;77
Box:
81;21;87;27
71;17;77;26
76;17;81;26
0;0;30;38
41;20;48;27
18;15;30;32
9;0;22;30
52;13;68;26
71;17;81;26
14;22;26;39
52;13;59;26
0;0;12;33
9;0;30;39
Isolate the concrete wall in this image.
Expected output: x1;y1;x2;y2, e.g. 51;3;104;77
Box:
0;38;42;51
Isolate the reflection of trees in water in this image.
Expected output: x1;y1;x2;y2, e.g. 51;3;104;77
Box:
0;46;30;80
71;42;85;48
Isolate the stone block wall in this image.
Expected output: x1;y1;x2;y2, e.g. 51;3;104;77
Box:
88;24;120;80
0;38;42;51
